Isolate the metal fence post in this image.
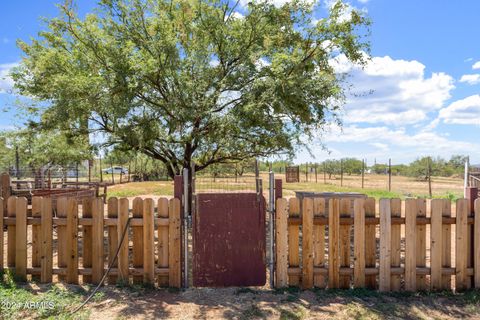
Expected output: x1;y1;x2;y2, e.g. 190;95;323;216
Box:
269;166;275;288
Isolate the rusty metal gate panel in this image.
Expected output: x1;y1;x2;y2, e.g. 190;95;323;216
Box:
193;193;266;287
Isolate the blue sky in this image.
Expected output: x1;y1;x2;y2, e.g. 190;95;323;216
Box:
1;0;479;165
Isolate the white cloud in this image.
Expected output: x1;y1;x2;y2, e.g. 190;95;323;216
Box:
473;61;480;70
0;62;18;93
357;0;369;3
330;55;455;125
324;124;480;158
439;95;480;126
460;74;480;85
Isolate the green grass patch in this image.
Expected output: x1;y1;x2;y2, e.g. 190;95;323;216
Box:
0;271;90;319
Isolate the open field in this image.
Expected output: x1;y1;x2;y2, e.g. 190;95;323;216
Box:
108;173;464;200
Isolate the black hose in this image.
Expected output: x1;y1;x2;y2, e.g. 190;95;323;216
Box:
71;217;132;315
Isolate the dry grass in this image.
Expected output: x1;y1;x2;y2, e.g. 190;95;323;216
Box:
107;173;464;200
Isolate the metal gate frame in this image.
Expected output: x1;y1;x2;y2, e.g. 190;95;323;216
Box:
176;162;282;288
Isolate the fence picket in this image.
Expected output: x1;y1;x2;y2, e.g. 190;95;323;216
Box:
40;197;53;283
66;199;78;284
328;198;340;289
158;198;169;286
416;199;427;290
405;199;417;291
353;198;365;288
7;196;16;268
15;197;27;281
430;199;443;290
92;198;104;284
475;199;480;288
364;198;376;289
390;199;401;291
169;198;181;287
57;197;68;281
117;198;129;284
339;199;352;288
143;198;155;285
313;198;326;288
107;197;119;284
82;198;93;283
442;200;452;289
275;198;288;288
288;198;300;286
302;198;314;289
132;197;144;284
379;199;391;291
456;199;469;291
31;196;42;280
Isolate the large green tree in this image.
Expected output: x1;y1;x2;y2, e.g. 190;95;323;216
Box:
12;0;369;178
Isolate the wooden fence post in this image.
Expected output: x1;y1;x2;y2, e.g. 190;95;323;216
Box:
15;197;27;281
379;199;391;292
57;197;68;281
456;199;469;291
158;198;169;286
107;197;119;284
117;198;130;284
288;198;300;286
339;199;352;288
275;198;288;288
143;198;155;285
31;197;42;281
313;198;326;288
302;198;314;289
66;198;78;284
390;199;401;291
1;173;11;216
92;198;105;284
416;199;427;290
328;198;340;289
442;200;452;290
353;198;365;288
364;198;376;289
132;197;144;284
169;198;181;287
7;196;16;268
405;199;417;291
430;199;443;290
40;197;53;283
82;198;93;283
475;198;480;288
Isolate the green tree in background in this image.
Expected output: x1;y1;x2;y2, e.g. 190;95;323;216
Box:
12;0;370;179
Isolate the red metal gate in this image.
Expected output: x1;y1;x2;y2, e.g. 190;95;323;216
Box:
192;193;266;287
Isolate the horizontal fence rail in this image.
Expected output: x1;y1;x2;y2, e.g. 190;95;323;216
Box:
0;196;181;287
275;197;480;291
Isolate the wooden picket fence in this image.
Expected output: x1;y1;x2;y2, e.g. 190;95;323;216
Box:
0;196;181;287
275;197;480;291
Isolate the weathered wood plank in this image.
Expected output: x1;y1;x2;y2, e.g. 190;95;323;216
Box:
15;197;28;281
313;198;326;288
288;198;300;286
118;198;130;284
302;198;314;289
456;199;469;291
107;197;118;284
364;198;376;289
379;199;391;292
169;198;181;288
353;198;365;288
66;199;78;284
431;199;443;290
275;198;288;288
92;198;104;284
143;198;155;285
390;199;401;291
157;198;169;286
40;198;53;283
328;198;340;289
405;199;417;291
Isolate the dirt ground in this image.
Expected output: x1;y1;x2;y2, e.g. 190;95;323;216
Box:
72;284;480;319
